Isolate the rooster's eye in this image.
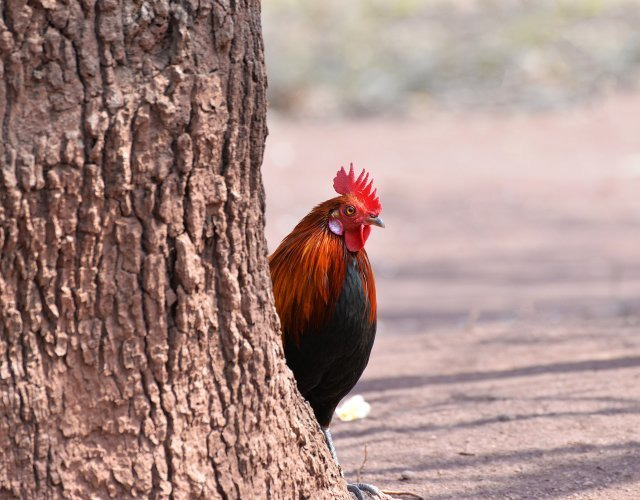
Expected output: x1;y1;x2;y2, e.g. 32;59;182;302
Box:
344;205;356;216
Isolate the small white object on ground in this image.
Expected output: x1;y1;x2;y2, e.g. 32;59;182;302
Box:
335;395;371;422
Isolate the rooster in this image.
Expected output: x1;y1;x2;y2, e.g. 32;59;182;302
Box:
269;165;385;499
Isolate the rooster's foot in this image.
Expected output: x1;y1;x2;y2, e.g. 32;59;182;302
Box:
348;482;385;499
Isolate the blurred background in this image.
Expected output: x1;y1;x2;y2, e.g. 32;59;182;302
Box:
263;0;640;117
261;1;640;498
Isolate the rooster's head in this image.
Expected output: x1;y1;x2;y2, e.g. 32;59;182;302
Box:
328;164;384;252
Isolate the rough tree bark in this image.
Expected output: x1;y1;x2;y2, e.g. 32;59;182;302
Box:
0;1;347;498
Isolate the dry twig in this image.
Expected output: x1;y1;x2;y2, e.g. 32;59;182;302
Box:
356;444;368;483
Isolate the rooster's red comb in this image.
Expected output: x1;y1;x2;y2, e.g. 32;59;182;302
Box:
333;164;382;213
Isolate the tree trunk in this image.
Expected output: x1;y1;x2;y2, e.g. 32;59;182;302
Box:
0;1;346;498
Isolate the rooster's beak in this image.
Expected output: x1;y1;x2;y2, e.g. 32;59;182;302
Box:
367;216;385;228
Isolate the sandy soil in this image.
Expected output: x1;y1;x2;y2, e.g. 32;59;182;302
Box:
262;92;640;499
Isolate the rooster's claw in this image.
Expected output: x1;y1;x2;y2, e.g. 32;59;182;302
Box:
348;482;386;499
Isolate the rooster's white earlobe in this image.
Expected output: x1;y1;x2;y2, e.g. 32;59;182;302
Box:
328;219;343;236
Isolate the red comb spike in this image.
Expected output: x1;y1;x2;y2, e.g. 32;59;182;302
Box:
364;179;374;195
357;170;367;185
348;164;356;184
332;164;382;213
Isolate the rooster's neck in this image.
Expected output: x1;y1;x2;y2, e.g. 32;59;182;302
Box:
269;210;376;345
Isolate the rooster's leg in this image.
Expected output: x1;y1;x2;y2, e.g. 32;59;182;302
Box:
321;428;385;499
322;427;340;464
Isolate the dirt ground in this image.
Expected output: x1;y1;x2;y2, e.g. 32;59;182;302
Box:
262;92;640;499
